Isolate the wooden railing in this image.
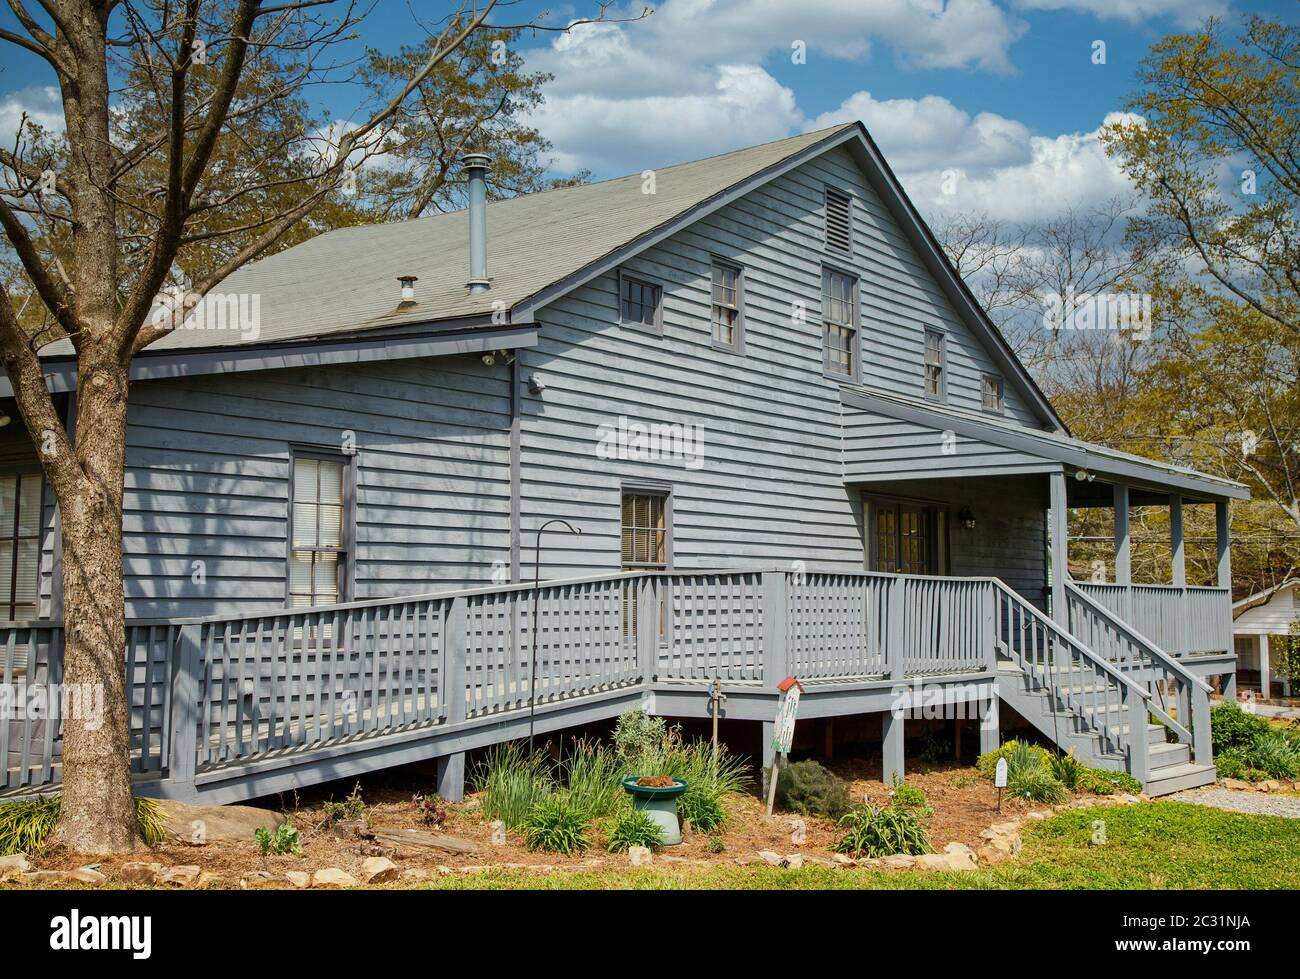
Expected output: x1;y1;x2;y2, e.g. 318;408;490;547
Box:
1065;582;1211;764
6;567;1154;796
994;581;1158;782
1072;582;1232;656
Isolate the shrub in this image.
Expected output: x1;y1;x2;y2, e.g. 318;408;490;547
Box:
1210;701;1271;754
614;711;751;798
977;739;1052;779
521;795;589;854
775;759;850;818
1076;768;1142;796
613;709;668;769
0;795;167;856
1214;751;1260;782
888;777;933;817
255;822;303;857
605;807;662;852
677;786;727;833
563;739;624;820
706;835;726;854
1049;751;1086;790
833;805;931;858
1234;731;1300;780
471;741;555;831
1007;764;1070;804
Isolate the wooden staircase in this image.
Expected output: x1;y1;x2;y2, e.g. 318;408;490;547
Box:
991;581;1217;797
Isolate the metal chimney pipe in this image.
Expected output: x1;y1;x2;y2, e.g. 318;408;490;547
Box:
464;153;491;294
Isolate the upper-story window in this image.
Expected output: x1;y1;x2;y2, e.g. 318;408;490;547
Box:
822;268;857;379
824;186;852;255
981;374;1004;413
289;452;351;608
620;273;663;334
0;472;41;622
924;329;946;400
711;262;742;351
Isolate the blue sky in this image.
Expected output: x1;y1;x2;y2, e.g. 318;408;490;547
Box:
1;0;1295;222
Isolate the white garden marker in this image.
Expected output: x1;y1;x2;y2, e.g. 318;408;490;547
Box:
994;757;1008;812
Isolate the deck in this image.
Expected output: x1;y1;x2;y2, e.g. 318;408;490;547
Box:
1;569;1233;802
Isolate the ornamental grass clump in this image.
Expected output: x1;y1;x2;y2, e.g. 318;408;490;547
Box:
521;794;589;854
833;804;931;859
0;795;166;856
471;741;555;831
605;807;663;852
563;739;624;820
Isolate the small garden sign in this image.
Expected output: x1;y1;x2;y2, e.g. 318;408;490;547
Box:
766;677;805;817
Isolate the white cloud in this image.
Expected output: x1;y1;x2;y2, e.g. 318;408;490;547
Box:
0;86;64;140
532;64;800;175
813;95;1135;222
1013;0;1229;29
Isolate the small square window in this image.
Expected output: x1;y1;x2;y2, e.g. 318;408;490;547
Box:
711;262;742;350
620;274;662;333
981;374;1004;413
924;330;946;400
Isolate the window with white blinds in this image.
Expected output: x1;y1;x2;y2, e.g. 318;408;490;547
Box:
0;473;42;622
289;455;349;608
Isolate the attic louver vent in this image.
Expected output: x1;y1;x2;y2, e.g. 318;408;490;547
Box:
825;187;852;254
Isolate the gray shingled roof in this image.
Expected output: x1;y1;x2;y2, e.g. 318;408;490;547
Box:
42;125;850;355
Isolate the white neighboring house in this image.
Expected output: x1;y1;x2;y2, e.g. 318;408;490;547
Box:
1232;581;1298;698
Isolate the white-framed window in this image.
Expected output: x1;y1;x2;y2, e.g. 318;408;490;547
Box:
619;272;662;333
288;452;350;608
824;186;852;255
822;268;857;379
711;261;742;351
981;374;1004;413
924;329;946;400
0;472;41;622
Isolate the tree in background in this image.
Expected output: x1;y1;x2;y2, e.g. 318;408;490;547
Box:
0;0;632;854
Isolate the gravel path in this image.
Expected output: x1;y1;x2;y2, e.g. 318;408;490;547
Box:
1169;787;1300;819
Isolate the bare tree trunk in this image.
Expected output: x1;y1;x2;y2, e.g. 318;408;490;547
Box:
47;359;141;853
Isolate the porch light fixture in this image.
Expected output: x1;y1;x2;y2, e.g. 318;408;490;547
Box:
957;506;976;530
397;275;418;303
1074;468;1095;482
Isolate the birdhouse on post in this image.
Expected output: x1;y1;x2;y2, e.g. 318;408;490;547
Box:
766;676;805;817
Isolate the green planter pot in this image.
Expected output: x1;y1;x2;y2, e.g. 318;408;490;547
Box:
622;776;688;846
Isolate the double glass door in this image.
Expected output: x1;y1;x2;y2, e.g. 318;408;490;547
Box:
870;500;943;575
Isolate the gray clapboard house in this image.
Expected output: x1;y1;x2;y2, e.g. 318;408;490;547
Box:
1;123;1245;803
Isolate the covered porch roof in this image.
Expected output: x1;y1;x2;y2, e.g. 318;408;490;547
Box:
841;387;1249;504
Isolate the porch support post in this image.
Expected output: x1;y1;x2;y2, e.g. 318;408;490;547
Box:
1170;494;1187;656
978;694;1000;756
1221;670;1237;701
1258;634;1271;699
882;710;905;784
1048;470;1068;626
1170;494;1186;588
436;752;466;803
1114;482;1132;624
1215;501;1231;588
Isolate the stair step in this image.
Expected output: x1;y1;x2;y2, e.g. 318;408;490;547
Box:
1148;741;1191;771
1144;763;1217;797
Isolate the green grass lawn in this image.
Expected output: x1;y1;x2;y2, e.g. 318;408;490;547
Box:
414;802;1300;890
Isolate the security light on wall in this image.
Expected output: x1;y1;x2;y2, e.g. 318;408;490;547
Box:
528;374;546;395
957;506;976;530
1074;468;1095;482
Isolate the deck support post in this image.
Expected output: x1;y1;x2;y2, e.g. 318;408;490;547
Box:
1191;684;1212;766
1215;501;1231;588
1220;671;1237;701
1126;687;1150;787
438;595;468;802
881;710;904;785
761;720;776;798
1048;471;1068;627
978;695;999;756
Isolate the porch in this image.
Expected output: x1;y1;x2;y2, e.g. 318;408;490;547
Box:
2;563;1220;804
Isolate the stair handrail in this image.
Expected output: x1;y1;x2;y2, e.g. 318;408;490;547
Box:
1064;579;1211;694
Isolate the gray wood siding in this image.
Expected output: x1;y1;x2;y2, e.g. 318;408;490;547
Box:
843;411;1053;480
120;357;511;617
519;146;1048;578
